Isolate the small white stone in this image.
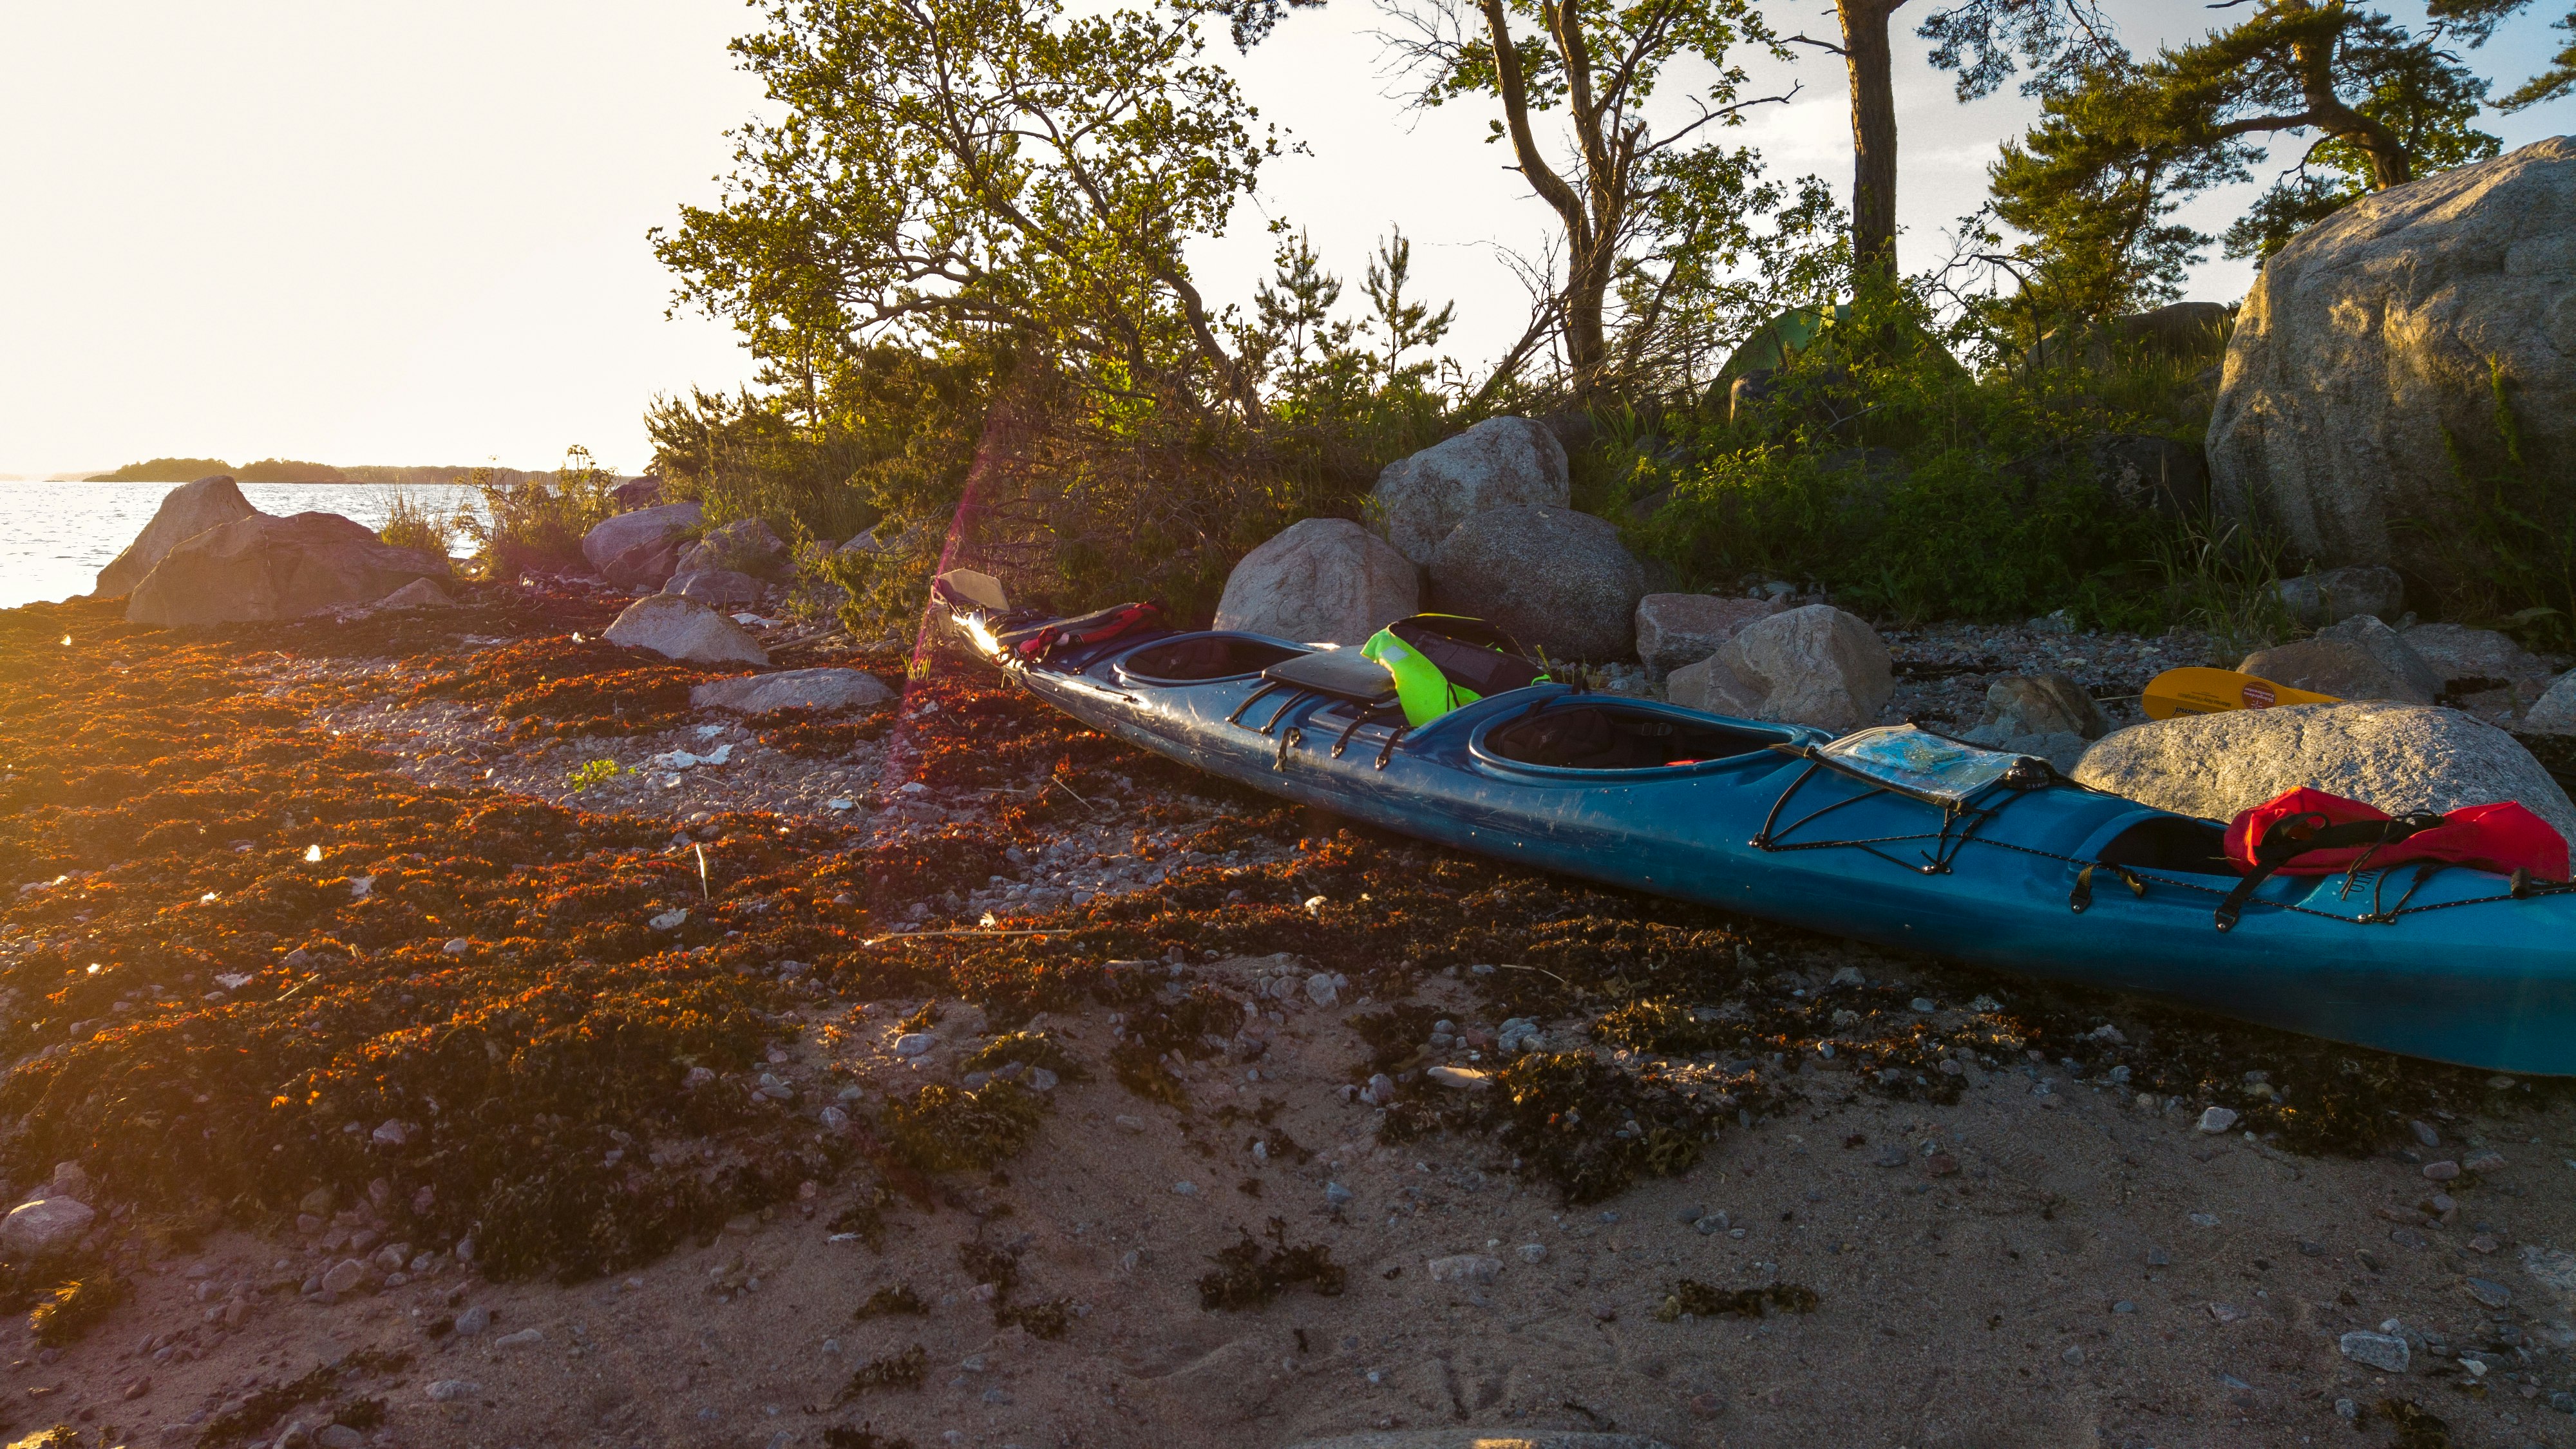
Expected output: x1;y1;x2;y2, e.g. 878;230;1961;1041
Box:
891;1033;934;1058
2195;1106;2240;1134
1516;1243;1547;1264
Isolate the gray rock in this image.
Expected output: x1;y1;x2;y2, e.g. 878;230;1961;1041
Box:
96;475;259;597
2271;565;2405;628
2196;1106;2240;1134
376;578;456;610
2071;701;2576;844
1278;1436;1675;1449
0;1197;93;1256
2467;1276;2514;1308
454;1303;492;1335
1665;605;1894;732
1426;1253;1503;1284
316;1425;364;1449
690;667;893;716
126;513;452;629
1304;972;1340;1007
1212;518;1419;646
891;1032;934;1057
2210;138;2576;587
2403;622;2546;687
1374;417;1570;565
667;569;762;607
1428;506;1643;661
2240;615;2441;705
319;1258;368;1294
2526;671;2576;735
493;1327;544;1349
581;502;705;587
612;476;663;510
1965;673;2107;743
2339;1331;2412;1374
603;594;770;667
1633;594;1782;678
674;517;790;578
424;1379;480;1402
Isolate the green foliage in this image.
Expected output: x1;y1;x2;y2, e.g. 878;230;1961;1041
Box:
2417;361;2576;646
564;759;625;793
1627;287;2184;627
456;447;621;580
90;457;231;482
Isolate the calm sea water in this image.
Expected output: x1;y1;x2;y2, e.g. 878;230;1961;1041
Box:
0;480;490;611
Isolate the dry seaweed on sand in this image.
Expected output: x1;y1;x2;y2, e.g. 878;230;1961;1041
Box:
832;1344;929;1403
1655;1280;1819;1321
851;1282;928;1320
26;1273;125;1346
821;1428;917;1449
959;1028;1088;1081
881;1079;1045;1173
196;1348;412;1448
2374;1397;2454;1448
1388;1049;1717;1206
1198;1217;1347;1310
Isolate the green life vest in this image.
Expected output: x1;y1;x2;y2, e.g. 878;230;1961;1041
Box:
1361;614;1549;726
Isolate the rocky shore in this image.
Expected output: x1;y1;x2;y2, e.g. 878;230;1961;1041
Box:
1;576;2575;1449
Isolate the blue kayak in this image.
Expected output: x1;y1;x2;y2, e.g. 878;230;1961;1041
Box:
948;602;2576;1075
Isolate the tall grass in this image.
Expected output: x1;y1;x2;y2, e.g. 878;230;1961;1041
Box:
455;447;621;580
376;489;460;560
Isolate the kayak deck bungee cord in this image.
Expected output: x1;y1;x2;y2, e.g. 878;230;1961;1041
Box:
937;578;2576;1076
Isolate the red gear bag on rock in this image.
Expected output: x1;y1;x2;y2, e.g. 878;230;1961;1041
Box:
2223;787;2569;881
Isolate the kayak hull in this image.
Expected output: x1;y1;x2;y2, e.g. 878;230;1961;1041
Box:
981;622;2576;1075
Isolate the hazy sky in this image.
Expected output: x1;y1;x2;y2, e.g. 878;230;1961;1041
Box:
1;1;2566;477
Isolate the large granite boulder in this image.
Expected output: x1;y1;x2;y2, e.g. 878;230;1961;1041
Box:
1633;594;1782;678
126;513;451;628
603;594;769;666
692;667;894;715
2210;137;2576;580
2272;565;2405;628
1665;604;1893;732
1213;518;1418;646
1373;418;1570;565
2072;701;2576;843
1427;506;1643;661
674;517;790;578
95;475;258;597
2240;614;2442;705
2521;672;2576;735
581;502;705;588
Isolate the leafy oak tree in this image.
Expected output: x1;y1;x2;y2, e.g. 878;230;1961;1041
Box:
652;0;1279;426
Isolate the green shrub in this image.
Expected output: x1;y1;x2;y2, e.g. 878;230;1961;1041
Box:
377;490;459;559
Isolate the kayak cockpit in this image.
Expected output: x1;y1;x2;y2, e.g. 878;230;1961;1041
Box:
1478;700;1784;770
2089;812;2235;875
1113;632;1305;685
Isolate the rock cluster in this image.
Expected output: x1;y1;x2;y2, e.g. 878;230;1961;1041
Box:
94;474;258;597
1666;605;1895;732
126;512;452;629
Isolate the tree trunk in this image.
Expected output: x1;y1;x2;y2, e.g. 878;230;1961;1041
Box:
1838;0;1904;283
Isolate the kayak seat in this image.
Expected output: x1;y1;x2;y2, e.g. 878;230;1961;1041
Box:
1259;648;1401;706
2094;816;2233;875
1486;705;1772;770
1119;635;1305;684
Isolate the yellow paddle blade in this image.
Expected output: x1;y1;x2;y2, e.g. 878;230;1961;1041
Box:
2143;666;2342;720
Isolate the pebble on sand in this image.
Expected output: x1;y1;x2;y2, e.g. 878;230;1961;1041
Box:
2339;1331;2411;1374
2195;1106;2239;1134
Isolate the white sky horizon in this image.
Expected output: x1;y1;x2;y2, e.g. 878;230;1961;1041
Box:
1;0;2566;478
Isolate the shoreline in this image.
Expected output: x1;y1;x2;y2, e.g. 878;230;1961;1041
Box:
1;580;2573;1447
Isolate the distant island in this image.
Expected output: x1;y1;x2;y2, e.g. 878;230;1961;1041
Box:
86;457;541;484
